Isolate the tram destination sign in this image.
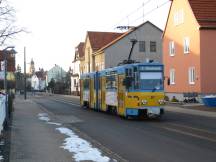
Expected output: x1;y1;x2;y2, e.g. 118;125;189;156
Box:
139;66;162;71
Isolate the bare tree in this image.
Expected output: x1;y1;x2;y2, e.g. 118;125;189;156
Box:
0;0;24;46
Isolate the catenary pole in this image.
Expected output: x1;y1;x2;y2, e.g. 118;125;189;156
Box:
24;47;27;100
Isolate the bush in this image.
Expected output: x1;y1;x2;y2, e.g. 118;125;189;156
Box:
171;96;179;102
164;96;169;101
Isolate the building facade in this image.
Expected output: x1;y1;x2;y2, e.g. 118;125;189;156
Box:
80;31;123;74
163;0;216;101
0;50;16;92
71;42;84;95
31;69;46;91
94;21;163;69
46;64;67;84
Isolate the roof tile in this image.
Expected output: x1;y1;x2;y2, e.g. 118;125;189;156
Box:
87;31;124;51
188;0;216;27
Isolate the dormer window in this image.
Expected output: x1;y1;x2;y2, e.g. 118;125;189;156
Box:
174;9;184;26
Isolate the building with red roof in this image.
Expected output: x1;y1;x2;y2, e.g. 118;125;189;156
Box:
163;0;216;101
80;31;123;73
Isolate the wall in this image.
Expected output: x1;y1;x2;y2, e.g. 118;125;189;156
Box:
105;22;163;68
163;0;201;95
83;36;93;73
94;51;104;71
200;29;216;94
47;65;67;83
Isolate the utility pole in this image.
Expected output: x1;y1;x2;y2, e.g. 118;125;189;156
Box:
24;47;27;100
2;46;16;127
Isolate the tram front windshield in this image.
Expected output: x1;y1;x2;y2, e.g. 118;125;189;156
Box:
139;72;163;91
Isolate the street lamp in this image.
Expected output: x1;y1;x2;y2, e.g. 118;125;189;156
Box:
2;46;17;126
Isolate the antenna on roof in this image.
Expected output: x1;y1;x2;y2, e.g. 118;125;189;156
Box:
116;26;134;31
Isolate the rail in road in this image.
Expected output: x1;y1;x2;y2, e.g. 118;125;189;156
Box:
37;94;216;144
33;94;216;162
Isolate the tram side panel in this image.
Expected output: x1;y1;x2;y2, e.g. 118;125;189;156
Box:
117;74;126;117
94;72;100;110
80;79;83;106
81;78;90;107
105;75;118;112
90;77;95;109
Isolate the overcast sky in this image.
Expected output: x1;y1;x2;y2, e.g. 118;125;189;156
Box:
9;0;170;72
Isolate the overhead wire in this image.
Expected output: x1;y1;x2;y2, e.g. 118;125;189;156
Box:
106;0;153;31
107;0;170;31
129;0;170;25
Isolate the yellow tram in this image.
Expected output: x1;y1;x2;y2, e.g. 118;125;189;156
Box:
80;62;165;119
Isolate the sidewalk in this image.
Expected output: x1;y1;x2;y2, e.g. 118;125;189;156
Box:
9;96;73;162
165;103;216;118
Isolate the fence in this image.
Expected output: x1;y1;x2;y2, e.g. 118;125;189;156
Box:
0;94;6;134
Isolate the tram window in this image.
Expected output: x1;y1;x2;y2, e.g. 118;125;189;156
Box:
106;75;117;90
126;68;133;77
129;69;132;76
133;66;139;89
126;69;128;76
139;72;163;90
83;79;89;89
134;67;137;72
134;71;139;89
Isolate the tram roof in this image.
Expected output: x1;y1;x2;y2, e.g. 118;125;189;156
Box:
80;62;163;78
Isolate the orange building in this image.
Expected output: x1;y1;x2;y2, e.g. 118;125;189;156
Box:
163;0;216;101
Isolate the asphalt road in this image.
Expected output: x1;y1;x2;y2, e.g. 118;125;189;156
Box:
33;94;216;162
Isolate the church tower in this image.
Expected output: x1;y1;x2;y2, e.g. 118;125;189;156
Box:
29;58;35;75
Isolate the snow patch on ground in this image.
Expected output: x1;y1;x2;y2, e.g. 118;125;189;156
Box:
0;155;3;160
38;113;50;122
47;122;62;126
56;127;111;162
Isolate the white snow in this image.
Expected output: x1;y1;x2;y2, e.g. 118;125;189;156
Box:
56;127;111;162
0;155;3;160
203;95;216;98
0;95;6;134
37;113;113;162
47;122;62;126
38;113;50;122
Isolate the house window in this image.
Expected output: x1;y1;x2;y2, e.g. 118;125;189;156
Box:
189;67;195;84
150;41;156;52
139;41;145;52
170;68;175;85
174;9;184;26
184;37;190;54
169;41;175;56
74;79;77;87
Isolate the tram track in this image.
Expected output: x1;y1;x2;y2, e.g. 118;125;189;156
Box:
41;94;216;144
32;94;216;162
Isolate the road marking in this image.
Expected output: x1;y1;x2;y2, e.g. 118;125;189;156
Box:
51;98;80;107
163;127;216;143
168;123;216;135
42;96;216;144
165;106;216;118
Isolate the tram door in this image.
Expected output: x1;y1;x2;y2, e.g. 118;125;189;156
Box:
80;79;83;106
101;76;106;112
94;72;100;110
118;74;125;116
90;78;94;109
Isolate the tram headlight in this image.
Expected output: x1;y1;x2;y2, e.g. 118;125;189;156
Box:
141;99;148;105
158;99;165;105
